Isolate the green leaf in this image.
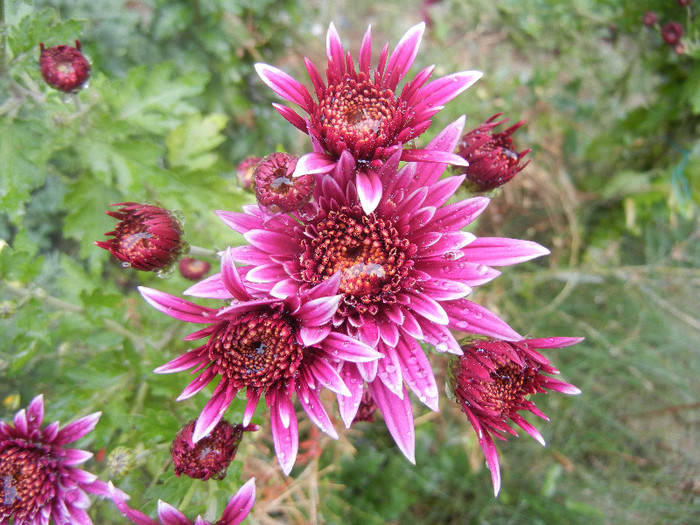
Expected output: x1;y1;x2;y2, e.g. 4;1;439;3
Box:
166;113;228;172
8;8;84;56
103;63;209;135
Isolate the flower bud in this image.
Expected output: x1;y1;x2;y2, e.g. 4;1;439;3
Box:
455;113;531;192
39;40;91;93
178;257;211;281
642;11;658;27
236;156;262;190
95;202;184;272
170;419;259;481
253;153;315;213
661;22;684;46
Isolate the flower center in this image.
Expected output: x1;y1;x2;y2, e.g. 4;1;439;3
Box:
480;362;537;418
300;204;415;316
315;72;407;160
253;152;314;213
0;446;55;522
208;307;303;389
171;420;242;481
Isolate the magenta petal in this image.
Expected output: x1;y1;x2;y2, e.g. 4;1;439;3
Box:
55;412;101;445
155;348;206;374
245;229;301;256
183;272;232;299
384;22;425;88
402;291;449;325
413;71;483;115
375;343;404;398
299;324;332;346
272;102;308;132
156;500;191;525
61;448;93;466
467;237;550;266
445;299;521;341
322;331;382;362
243;389;262;426
221;248;253;301
293;152;337;176
337;364;364;428
254;63;313;112
418;277;471;301
396;337;439;411
139;287;218;324
110;483;159;525
307;358;351;397
368;380;415;463
525;336;585;349
13;408;28;436
401;148;469;167
298;385;339;438
356;169;383;215
193;384;236;442
296;295;342;326
26;394;45;430
219;478;256;525
511;414;545;446
245;263;290;284
269;396;299;475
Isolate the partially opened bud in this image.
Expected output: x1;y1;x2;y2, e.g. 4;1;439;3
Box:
661;22;684;47
95;203;184;272
171;419;260;481
455;113;531;192
236;156;262;190
178;257;211;281
253;152;315;213
39;40;91;93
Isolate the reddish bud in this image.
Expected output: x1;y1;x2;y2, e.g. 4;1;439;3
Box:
178;257;211;281
661;22;684;46
455;113;531;192
95;203;184;272
170;420;259;481
253;152;315;213
236;156;262;190
642;11;658;27
39;40;91;93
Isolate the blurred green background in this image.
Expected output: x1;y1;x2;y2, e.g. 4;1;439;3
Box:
1;0;698;523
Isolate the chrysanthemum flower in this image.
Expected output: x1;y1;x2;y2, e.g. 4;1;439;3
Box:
255;22;481;213
455;113;531;192
0;394;110;525
236;156;262;190
39;40;91;93
95;203;184;272
449;336;582;496
139;248;381;474
109;478;256;525
219;117;550;461
253;153;315;213
171;420;259;481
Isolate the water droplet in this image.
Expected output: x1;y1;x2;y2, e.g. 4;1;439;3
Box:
436;342;448;352
385;365;396;373
121;261;131;268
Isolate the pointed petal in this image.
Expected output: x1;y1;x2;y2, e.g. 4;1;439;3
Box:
375;343;404;398
219;478;256;525
307;357;351;397
193;384;236;442
300;324;332;346
56;412;101;445
243;389;262;426
272;103;308;132
298;385;338;438
359;25;372;74
296;295;342;327
521;336;585;349
292;152;337;176
183;272;232;299
269;395;299;475
255;63;314;112
26;394;45;431
444;299;522;340
368;381;415;463
321;331;382;362
466;237;550;266
385;22;425;89
396;337;439;411
244;229;301;256
156;500;191;525
400;148;469;167
337;364;365;428
356;169;383;215
138;287;218;324
401;291;449;325
412;71;482;116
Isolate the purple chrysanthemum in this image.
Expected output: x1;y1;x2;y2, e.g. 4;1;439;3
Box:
139;248;381;474
109;478;256;525
0;395;110;525
255;22;481;213
217;117;551;462
450;337;582;496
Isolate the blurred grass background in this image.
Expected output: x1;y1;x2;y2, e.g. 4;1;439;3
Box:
1;0;699;523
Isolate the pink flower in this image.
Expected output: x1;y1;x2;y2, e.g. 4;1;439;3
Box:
455;113;531;192
219;117;550;462
253;153;315;214
139;249;381;474
39;40;91;93
95;203;184;272
109;478;256;525
661;21;684;46
450;337;582;496
255;22;481;213
0;395;110;525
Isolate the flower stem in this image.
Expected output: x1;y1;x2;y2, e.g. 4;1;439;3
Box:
188;245;219;260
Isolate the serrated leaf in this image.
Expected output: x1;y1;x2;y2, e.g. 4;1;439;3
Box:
103;63;209;134
166;113;227;172
8;9;84;56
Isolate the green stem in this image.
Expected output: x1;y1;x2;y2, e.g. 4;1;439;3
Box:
178;479;199;511
187;245;219;260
